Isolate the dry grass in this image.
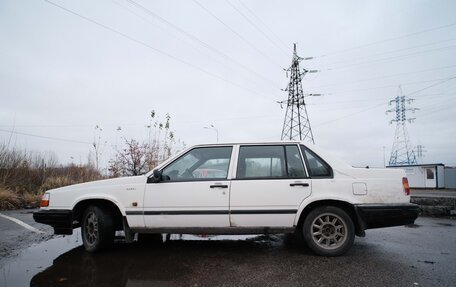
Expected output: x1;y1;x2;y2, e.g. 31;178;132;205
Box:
21;192;42;208
0;144;103;210
39;176;77;193
0;187;43;210
0;187;21;210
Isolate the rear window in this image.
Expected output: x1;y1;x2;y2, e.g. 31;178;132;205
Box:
300;145;333;178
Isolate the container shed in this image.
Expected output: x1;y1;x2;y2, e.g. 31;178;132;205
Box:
444;166;456;189
387;164;445;189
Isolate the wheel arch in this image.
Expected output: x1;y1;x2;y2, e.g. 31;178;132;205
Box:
72;197;124;230
295;199;364;236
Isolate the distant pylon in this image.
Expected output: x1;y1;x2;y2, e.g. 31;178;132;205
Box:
387;86;419;166
415;144;426;163
279;44;319;143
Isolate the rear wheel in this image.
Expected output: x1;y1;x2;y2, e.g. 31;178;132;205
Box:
81;205;114;252
302;206;355;256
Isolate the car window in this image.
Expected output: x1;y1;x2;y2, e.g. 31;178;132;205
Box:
237;145;306;179
301;145;332;177
161;147;232;181
286;145;307;178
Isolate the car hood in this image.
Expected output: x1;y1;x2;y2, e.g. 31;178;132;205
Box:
47;175;147;193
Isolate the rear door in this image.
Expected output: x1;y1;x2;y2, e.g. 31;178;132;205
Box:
229;144;311;227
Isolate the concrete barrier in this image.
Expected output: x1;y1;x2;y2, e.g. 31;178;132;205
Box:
411;195;456;216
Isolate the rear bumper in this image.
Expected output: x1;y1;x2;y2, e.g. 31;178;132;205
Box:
355;203;419;230
33;209;73;235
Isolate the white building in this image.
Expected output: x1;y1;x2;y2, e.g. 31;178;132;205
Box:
387;164;445;189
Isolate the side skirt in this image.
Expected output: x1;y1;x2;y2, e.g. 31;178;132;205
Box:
131;226;296;235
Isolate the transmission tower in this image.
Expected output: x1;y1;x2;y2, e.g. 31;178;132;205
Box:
279;44;319;143
415;144;426;163
387;86;419;166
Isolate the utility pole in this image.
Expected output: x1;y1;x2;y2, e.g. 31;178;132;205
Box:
386;86;419;166
279;44;319;143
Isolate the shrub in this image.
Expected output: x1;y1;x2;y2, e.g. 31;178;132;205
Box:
21;192;42;208
0;143;103;210
0;187;21;210
39;176;78;193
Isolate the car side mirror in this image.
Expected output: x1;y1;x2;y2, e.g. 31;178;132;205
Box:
147;169;162;183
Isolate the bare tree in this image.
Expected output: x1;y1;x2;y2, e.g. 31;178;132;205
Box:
108;111;186;178
92;125;106;171
108;138;150;176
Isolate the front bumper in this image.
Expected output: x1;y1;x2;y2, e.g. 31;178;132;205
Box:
33;209;73;235
355;203;419;230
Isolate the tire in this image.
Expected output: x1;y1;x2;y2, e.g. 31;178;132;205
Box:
81;205;115;252
302;206;355;256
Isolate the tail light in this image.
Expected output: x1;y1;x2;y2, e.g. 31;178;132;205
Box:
402;177;410;196
40;193;50;207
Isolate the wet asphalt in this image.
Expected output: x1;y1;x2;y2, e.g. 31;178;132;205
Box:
0;211;455;287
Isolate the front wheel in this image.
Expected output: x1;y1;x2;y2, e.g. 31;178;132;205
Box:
81;205;115;252
302;206;355;256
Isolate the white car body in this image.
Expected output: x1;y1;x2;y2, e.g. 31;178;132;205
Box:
34;141;418;255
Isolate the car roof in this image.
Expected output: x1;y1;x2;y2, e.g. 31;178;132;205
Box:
191;141;304;147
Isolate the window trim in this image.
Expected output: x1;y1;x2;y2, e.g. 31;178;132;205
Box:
300;145;334;179
234;144;309;180
148;146;234;183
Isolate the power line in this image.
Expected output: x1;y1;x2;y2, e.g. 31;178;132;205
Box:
0;129;92;145
191;0;284;69
419;96;456;118
314;76;456;126
315;103;387;127
237;0;290;52
406;76;456;96
320;21;456;57
321;37;456;67
323;44;456;71
309;93;456;109
323;76;456;95
113;0;261;88
124;0;283;90
225;0;290;57
307;64;456;90
43;0;274;101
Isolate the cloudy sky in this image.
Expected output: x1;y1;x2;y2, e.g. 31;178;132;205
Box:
1;0;455;170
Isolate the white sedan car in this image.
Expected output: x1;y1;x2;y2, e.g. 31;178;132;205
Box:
34;142;418;256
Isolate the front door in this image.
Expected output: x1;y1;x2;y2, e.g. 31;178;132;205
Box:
144;146;233;228
229;144;311;227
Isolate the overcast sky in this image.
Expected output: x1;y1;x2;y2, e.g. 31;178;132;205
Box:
1;0;455;170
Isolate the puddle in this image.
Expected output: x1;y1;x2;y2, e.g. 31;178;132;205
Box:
0;229;81;287
1;231;282;287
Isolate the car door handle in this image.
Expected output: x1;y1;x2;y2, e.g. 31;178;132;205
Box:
210;184;229;188
290;183;309;187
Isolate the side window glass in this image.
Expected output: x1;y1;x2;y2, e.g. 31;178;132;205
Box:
237;146;286;179
161;147;232;181
301;145;332;177
285;145;307;178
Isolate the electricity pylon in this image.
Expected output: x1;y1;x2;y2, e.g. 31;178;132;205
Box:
387;86;419;166
279;44;319;143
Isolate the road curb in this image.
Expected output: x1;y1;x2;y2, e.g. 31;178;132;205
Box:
411;196;456;216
